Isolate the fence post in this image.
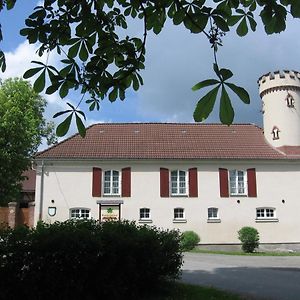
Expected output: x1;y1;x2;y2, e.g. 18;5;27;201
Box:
8;202;18;228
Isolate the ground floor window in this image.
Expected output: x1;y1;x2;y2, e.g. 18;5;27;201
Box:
140;208;151;220
174;207;185;220
256;207;277;222
70;208;91;219
208;207;219;219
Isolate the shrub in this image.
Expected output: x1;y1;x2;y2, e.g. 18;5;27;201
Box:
0;220;183;299
180;231;200;251
238;226;260;253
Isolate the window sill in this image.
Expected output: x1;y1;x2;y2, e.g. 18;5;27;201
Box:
103;194;121;197
171;195;188;198
207;219;221;223
173;219;187;223
230;194;247;197
255;218;279;223
138;219;153;224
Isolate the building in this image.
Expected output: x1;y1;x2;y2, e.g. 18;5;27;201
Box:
34;70;300;250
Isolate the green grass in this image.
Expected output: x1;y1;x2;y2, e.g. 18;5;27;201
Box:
143;282;243;300
190;248;300;256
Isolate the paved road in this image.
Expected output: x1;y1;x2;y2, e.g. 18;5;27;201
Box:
181;252;300;300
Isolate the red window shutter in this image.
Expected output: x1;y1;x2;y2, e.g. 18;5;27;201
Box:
219;168;229;197
92;167;102;197
160;168;169;197
122;167;131;197
247;168;257;197
189;168;198;197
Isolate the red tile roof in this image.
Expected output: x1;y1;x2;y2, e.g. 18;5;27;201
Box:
35;123;290;160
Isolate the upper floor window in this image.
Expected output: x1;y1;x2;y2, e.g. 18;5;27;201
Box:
70;208;90;219
256;207;275;219
208;207;219;219
104;170;120;195
229;170;247;196
171;170;187;196
286;93;295;108
140;208;151;220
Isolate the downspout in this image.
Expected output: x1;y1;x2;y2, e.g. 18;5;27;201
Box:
39;160;44;221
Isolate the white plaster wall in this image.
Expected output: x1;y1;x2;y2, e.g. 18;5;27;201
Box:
35;160;300;244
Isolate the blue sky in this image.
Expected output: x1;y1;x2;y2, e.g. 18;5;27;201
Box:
1;1;300;136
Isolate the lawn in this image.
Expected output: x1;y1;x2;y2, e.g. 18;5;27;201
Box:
190;248;300;256
143;282;244;300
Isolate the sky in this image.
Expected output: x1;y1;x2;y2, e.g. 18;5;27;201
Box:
1;0;300;139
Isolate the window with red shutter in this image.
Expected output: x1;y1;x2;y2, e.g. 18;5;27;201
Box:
160;168;169;197
122;167;131;197
92;167;102;197
188;168;198;197
219;168;229;197
247;168;257;197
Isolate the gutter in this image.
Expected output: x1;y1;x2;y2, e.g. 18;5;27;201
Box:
39;160;44;221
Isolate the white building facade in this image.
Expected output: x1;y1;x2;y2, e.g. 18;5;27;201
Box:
34;70;300;249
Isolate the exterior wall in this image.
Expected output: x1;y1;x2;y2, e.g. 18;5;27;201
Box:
35;159;300;244
258;70;300;147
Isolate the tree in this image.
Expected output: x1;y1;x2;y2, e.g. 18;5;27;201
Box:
0;78;57;205
0;1;300;136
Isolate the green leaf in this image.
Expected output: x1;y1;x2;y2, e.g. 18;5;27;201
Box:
68;41;81;58
192;79;220;91
237;17;248;36
79;42;89;61
291;1;300;17
193;86;220;122
247;16;257;31
6;0;16;10
225;82;250;104
23;67;44;79
56;114;73;137
173;9;185;25
220;86;234;125
109;87;118;102
53;110;72;118
75;113;86;137
219;68;233;81
59;81;69;98
33;69;46;93
227;15;243;26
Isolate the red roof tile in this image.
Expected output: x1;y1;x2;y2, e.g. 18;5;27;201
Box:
35;123;288;160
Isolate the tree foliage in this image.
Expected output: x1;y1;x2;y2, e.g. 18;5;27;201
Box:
1;1;300;136
0;78;57;205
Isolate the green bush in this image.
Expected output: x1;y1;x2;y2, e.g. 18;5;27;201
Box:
238;226;260;253
0;220;183;299
180;231;200;251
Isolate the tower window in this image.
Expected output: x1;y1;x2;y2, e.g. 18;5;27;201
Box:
271;126;280;140
286;93;295;108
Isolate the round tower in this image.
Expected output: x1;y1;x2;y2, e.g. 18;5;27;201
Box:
258;70;300;147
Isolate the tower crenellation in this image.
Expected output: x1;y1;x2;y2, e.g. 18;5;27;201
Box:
258;70;300;147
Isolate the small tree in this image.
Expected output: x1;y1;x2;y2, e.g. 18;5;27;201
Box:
180;231;200;251
238;226;259;253
0;78;56;205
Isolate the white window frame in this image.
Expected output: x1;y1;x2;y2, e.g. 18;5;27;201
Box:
70;208;91;219
139;208;151;220
256;207;276;220
208;207;219;219
229;169;247;196
170;170;187;196
103;170;120;196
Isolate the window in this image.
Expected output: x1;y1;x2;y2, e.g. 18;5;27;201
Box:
229;170;247;195
70;208;90;219
171;170;187;195
208;207;219;219
256;208;276;219
174;208;185;220
286;93;295;108
140;208;151;220
104;170;120;195
272;126;280;140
